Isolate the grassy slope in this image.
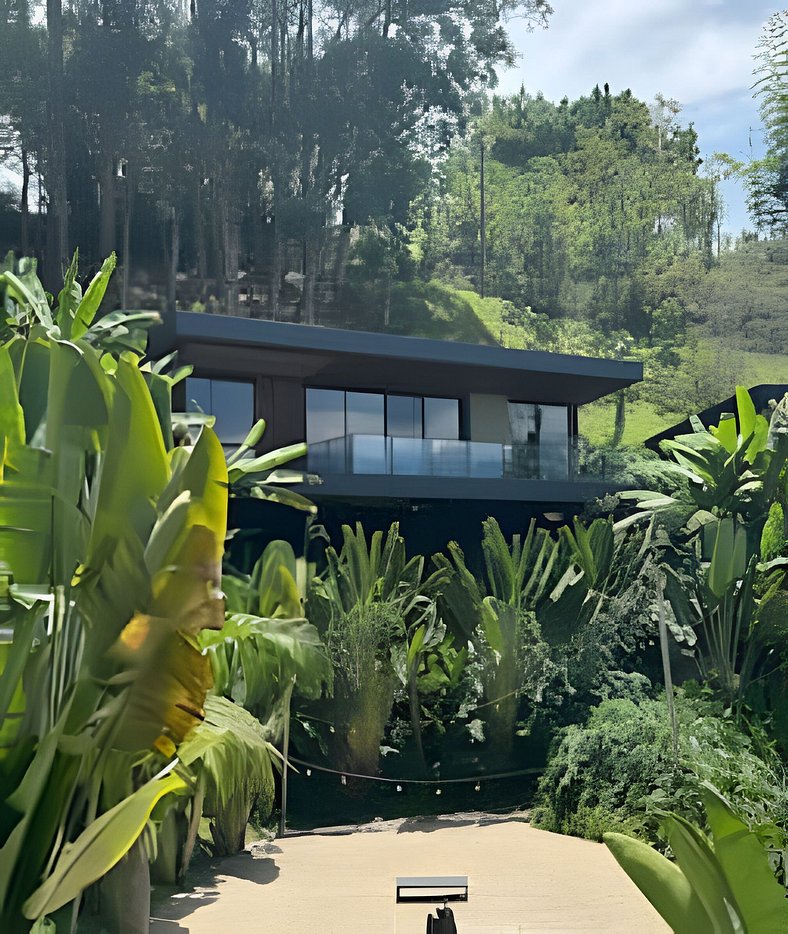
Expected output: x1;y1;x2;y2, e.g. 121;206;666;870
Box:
346;279;788;447
578;348;788;446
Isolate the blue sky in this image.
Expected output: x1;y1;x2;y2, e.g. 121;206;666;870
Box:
498;0;782;235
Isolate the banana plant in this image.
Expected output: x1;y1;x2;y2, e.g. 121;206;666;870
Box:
225;419;320;512
0;255;228;930
176;695;283;860
179;540;331;856
204;541;332;726
623;387;787;539
390;596;445;773
623;388;788;714
308;522;446;773
433;516;652;757
605;784;788;933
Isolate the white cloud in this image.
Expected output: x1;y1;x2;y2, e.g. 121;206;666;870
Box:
500;0;771;107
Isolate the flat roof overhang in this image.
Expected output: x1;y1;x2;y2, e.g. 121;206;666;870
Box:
152;312;642;405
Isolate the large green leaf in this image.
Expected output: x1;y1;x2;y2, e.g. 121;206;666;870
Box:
70;253;116;340
706;518;748;599
710;413;738;455
735;387;757;441
87;353;169;570
22;770;185;920
0;270;52;328
664;814;739;933
178;696;279;807
701;785;788;931
0;344;24;448
201;613;330;715
249;540;303;619
604;833;713;933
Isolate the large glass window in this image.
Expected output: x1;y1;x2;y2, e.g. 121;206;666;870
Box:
387;395;423;438
507;402;569;479
346;391;384;436
306;388;345;444
306;387;461;474
424;397;460;440
185;377;254;445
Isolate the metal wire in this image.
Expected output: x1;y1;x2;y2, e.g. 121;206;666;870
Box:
287;754;543;785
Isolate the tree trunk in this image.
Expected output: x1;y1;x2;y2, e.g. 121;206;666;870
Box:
270;0;278;127
270;221;281;321
99;155;116;259
167;206;180;310
100;838;150;934
408;671;427;774
384;268;391;328
302;241;315;325
195;175;207;287
480;137;486;298
612;391;626;447
223;190;240;315
20;147;29;255
180;780;205;880
122;168;133;312
211;785;254;856
46;0;68;284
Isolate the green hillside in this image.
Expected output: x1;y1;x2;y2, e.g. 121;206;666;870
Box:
344;277;787;448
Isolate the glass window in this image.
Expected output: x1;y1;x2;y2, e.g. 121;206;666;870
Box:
507;402;568;479
185;377;212;417
185;377;254;445
211;380;255;445
346;391;384;436
306;388;345;444
387;395;422;438
424;397;459;440
538;404;569;479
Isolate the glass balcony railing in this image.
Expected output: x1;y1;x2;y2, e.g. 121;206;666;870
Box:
307;434;607;482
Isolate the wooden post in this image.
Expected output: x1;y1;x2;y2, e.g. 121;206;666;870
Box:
658;577;679;761
278;677;295;838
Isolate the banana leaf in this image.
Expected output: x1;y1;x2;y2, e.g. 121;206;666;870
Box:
22;770;185;920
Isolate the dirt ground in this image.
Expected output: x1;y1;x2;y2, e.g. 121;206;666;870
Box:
149;812;670;933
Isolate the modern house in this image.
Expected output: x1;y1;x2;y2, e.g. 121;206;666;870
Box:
153;312;642;552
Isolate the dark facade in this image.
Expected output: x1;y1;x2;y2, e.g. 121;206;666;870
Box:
153;311;642;551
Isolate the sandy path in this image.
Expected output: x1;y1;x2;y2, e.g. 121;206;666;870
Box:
150;813;669;933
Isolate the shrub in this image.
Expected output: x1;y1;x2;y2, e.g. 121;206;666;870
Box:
532;697;672;840
532;691;788;847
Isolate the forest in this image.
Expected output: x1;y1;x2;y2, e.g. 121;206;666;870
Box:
0;2;787;931
1;3;786;447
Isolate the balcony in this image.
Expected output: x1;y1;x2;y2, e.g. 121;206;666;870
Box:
307;434;607;483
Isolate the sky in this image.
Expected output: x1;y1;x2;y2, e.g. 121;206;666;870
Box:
497;0;782;235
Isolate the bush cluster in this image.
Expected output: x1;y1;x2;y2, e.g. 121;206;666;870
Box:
532;689;788;848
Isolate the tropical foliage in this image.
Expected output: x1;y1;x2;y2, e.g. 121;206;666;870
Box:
533;692;788;849
0;254;227;929
624;387;788;715
605;785;788;934
308;522;444;773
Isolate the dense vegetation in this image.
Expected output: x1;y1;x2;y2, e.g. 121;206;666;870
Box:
0;4;787;931
0;0;551;307
2;255;787;929
1;4;785;454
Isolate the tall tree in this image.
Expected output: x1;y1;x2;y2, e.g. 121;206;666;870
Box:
45;0;69;281
746;10;788;235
